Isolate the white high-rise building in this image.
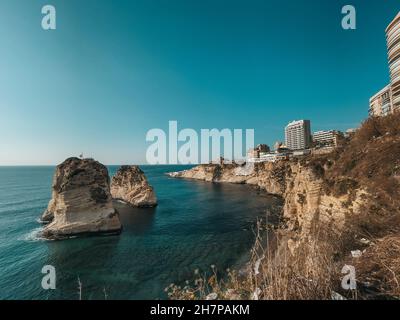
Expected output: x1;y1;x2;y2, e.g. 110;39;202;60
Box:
369;12;400;116
387;12;400;111
285;120;311;151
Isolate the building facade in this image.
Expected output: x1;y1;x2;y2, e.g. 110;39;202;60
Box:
369;12;400;116
387;12;400;111
369;85;392;116
247;144;271;160
313;130;344;148
285;120;311;150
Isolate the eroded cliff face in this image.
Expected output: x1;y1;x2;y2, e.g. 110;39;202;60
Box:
41;158;122;239
168;162;288;196
168;161;368;251
280;162;372;255
111;165;157;207
169;113;400;299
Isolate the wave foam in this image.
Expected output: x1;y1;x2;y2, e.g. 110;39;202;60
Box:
18;227;46;242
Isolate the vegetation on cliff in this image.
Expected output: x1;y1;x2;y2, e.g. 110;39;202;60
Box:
168;112;400;300
321;112;400;298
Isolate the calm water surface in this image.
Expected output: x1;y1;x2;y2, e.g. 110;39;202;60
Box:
0;165;280;299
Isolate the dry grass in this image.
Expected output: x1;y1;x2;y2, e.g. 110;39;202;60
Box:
246;223;338;300
167;218;400;300
354;235;400;298
165;264;253;300
167;221;343;300
168;113;400;300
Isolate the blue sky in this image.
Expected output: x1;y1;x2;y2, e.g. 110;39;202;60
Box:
0;0;399;165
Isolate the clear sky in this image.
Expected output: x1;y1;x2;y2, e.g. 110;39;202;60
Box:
0;0;399;165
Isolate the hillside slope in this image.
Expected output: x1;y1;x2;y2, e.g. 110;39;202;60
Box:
168;112;400;300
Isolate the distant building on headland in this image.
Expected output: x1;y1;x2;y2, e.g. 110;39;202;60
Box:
285;120;311;150
247;144;271;163
245;121;349;164
313;130;344;148
247;141;294;163
369;12;400;116
274;142;290;154
247;144;270;160
274;141;283;151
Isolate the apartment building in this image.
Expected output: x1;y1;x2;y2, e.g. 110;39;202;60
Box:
387;12;400;111
369;85;392;116
313;130;344;148
285;120;311;150
369;12;400;116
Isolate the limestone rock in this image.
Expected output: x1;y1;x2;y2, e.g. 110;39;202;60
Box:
111;165;157;207
41;157;122;239
41;199;55;223
168;161;367;254
167;162;287;196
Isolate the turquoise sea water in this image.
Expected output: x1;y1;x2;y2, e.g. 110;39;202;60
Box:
0;165;280;300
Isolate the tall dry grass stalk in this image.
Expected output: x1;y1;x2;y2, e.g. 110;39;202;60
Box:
167;219;345;300
247;220;341;300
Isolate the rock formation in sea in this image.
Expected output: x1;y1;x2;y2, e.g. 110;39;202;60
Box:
111;165;157;207
41;157;122;239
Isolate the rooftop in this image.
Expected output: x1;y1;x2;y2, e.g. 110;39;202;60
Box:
286;120;310;127
369;84;391;102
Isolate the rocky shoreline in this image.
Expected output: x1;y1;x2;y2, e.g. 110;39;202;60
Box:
166;113;400;299
166;160;372;298
167;162;287;196
167;160;366;253
36;112;400;298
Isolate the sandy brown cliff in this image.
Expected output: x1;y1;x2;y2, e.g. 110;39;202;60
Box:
168;162;288;196
168;161;359;241
111;165;157;207
41;158;122;239
168;112;400;299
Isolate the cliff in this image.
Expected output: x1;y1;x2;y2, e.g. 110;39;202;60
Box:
168;161;362;244
168;162;287;196
111;165;157;207
41;158;122;240
168;112;400;299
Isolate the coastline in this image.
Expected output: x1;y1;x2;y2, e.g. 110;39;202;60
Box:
0;165;272;299
166;112;400;300
166;163;287;299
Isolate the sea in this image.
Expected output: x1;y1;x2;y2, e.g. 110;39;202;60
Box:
0;165;280;300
